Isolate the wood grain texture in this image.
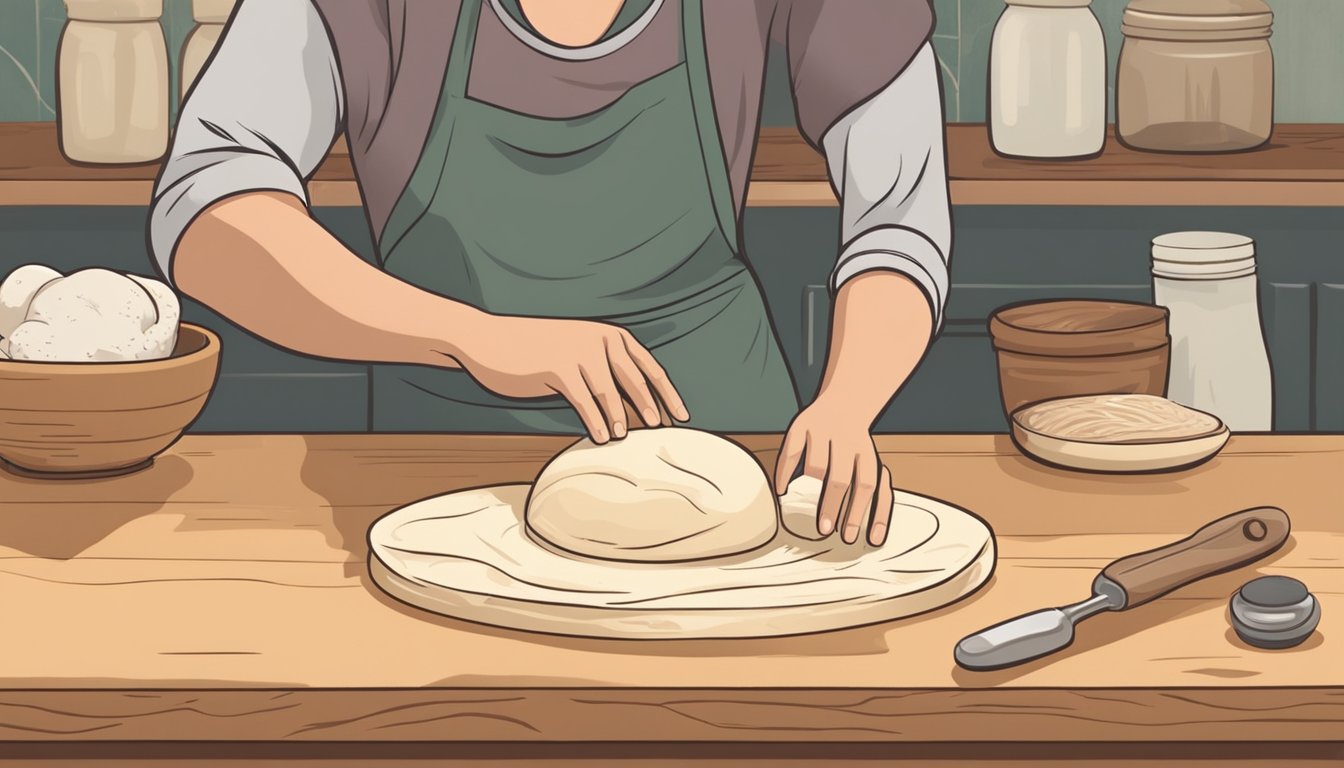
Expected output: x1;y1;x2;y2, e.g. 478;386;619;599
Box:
3;123;1343;207
2;763;1333;768
0;434;1338;745
2;741;1341;765
1;761;1336;768
0;688;1337;743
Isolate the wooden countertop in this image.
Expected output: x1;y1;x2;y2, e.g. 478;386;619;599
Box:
3;122;1342;207
0;432;1338;758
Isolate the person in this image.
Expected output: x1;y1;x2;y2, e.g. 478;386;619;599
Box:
149;0;952;547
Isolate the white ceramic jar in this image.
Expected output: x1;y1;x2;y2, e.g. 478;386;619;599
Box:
59;0;169;164
990;0;1107;159
1151;232;1273;431
181;0;237;101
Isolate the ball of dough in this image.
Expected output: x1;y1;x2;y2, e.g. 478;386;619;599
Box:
779;475;827;541
525;428;779;562
6;268;179;362
0;264;62;339
779;475;886;552
127;273;182;358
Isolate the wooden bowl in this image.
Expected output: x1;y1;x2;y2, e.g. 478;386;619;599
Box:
989;300;1171;418
0;324;220;479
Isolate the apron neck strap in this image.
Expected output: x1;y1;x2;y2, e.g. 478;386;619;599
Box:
680;0;740;256
442;0;738;254
447;0;485;100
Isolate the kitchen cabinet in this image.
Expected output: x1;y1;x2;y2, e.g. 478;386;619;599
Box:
750;206;1344;433
2;204;1340;434
1319;284;1344;428
0;433;1337;765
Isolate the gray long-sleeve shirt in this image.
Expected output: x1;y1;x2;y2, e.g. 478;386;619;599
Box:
150;0;952;328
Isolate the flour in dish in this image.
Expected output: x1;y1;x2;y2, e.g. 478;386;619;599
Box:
1016;393;1224;444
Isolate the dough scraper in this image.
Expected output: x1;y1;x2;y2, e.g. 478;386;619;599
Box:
955;506;1290;671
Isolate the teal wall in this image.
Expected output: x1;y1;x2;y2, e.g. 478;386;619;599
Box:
3;0;1343;124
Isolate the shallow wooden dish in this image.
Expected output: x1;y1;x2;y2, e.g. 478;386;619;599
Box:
1010;394;1231;474
0;324;220;478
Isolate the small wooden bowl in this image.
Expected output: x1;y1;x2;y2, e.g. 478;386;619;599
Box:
0;324;220;479
1010;394;1230;474
989;300;1171;419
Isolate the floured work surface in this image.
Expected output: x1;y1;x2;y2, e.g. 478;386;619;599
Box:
0;434;1340;748
368;484;996;639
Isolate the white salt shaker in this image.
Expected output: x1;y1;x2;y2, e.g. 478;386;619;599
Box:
59;0;169;164
1151;232;1273;431
181;0;237;101
989;0;1107;159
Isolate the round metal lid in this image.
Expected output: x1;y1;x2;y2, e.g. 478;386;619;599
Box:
1239;575;1309;608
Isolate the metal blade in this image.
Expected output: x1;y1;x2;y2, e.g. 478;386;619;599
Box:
955;593;1118;671
955;608;1076;670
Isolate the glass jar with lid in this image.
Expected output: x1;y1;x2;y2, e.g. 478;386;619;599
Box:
990;0;1107;159
59;0;169;164
181;0;237;101
1118;0;1275;153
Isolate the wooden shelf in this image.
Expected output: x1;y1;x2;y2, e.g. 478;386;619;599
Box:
2;122;1342;207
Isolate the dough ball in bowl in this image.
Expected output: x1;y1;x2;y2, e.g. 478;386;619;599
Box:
525;428;779;562
0;264;61;338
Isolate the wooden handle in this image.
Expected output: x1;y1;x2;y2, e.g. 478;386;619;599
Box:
1102;507;1290;609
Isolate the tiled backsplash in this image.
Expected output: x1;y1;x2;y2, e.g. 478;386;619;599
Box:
4;0;1342;125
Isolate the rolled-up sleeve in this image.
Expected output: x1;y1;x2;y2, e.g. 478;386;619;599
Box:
148;0;344;284
823;44;952;332
777;1;951;333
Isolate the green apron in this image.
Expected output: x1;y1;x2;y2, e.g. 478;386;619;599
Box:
372;0;799;433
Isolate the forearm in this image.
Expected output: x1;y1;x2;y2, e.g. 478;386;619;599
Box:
172;192;485;368
815;271;933;425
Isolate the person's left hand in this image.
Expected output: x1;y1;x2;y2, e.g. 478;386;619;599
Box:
774;397;893;546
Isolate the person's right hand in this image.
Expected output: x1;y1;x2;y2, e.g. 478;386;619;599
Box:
453;314;690;443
